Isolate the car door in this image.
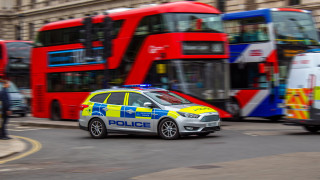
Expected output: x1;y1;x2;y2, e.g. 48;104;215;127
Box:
126;92;158;132
89;93;110;117
103;92;127;131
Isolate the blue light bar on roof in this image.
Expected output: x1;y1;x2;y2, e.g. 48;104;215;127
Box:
123;84;152;88
306;49;320;53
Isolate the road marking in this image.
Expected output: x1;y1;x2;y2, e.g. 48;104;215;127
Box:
0;136;42;164
8;124;49;132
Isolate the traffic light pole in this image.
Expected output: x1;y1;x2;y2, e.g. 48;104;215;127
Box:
102;14;113;89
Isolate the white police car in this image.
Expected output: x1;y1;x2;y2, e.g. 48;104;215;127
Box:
79;85;221;140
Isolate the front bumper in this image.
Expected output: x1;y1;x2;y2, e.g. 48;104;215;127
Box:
284;118;320;126
178;119;221;135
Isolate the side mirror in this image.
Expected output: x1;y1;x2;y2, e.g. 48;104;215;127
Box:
143;102;153;108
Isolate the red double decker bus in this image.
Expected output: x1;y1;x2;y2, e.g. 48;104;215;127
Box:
32;1;231;120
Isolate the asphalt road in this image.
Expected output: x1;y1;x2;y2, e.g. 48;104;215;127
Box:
0;118;319;180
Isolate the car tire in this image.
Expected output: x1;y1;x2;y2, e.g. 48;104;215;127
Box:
89;118;107;139
303;126;320;133
158;119;180;140
50;100;61;121
197;132;211;137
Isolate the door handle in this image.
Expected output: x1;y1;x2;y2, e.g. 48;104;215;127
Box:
103;107;109;111
126;110;134;114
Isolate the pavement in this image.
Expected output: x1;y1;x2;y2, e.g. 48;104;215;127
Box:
0;136;26;160
0;116;78;160
1;116;320;180
132;152;320;180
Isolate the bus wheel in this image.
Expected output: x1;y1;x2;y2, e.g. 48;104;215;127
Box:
89;118;107;139
158;119;180;140
304;126;320;133
227;99;242;121
50;100;61;121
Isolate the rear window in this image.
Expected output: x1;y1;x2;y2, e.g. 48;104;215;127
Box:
107;92;126;105
90;93;109;103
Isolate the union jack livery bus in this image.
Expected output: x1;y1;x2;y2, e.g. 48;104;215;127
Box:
223;8;319;120
32;1;231;120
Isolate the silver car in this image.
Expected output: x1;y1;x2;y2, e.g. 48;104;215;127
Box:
79;87;220;140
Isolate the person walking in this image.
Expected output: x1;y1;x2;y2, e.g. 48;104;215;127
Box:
0;80;12;140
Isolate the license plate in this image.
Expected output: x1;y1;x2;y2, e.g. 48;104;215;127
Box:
207;122;216;127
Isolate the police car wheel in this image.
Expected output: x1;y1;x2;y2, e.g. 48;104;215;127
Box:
89;118;107;139
159;119;180;140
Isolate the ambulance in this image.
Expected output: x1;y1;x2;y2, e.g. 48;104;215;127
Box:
285;49;320;133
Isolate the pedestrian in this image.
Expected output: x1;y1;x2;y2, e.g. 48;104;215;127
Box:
0;80;12;140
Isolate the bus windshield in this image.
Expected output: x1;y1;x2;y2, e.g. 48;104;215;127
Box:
145;60;229;101
6;42;32;69
170;60;228;100
163;13;223;33
272;11;319;45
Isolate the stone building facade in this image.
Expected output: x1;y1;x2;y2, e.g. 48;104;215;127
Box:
0;0;320;41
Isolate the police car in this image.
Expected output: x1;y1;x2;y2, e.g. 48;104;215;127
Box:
79;85;221;140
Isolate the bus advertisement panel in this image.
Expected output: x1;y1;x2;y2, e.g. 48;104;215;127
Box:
32;1;232;120
223;8;319;120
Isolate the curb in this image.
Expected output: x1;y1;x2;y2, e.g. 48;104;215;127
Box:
0;138;26;160
19;122;79;129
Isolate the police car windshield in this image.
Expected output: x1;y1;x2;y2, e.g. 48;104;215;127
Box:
145;91;191;106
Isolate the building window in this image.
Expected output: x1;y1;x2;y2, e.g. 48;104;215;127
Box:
30;0;36;9
29;23;34;40
289;0;300;5
217;0;225;13
16;0;21;10
15;25;21;40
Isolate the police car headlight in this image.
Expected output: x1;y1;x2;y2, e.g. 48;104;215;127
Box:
177;111;200;118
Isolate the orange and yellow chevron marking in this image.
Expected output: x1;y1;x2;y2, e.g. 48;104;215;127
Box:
285;88;310;120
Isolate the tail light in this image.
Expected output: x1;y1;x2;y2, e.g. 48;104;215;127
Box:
80;104;89;110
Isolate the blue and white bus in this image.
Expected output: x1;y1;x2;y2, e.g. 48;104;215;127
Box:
223;8;319;120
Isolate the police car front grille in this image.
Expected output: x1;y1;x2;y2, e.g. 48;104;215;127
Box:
201;115;219;122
